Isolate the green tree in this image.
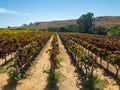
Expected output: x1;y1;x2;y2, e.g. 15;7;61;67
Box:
67;25;78;32
107;25;120;36
77;12;94;33
59;26;69;32
89;26;107;35
48;27;59;32
7;26;11;29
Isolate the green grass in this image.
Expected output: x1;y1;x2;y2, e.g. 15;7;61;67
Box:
83;73;107;90
57;57;64;63
0;68;9;73
47;70;60;87
8;70;21;83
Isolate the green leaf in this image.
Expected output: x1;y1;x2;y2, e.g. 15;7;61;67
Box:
57;57;64;62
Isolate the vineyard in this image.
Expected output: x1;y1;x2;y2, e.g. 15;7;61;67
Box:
0;30;120;90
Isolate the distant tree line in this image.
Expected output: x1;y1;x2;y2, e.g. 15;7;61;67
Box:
47;25;78;32
46;12;120;36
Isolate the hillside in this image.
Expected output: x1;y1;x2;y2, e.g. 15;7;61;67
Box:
21;19;77;29
20;16;120;29
95;16;120;26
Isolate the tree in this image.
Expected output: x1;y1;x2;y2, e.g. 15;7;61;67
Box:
89;26;107;35
7;26;11;29
77;12;94;33
23;24;26;26
59;26;69;32
48;27;59;32
107;25;120;36
67;25;78;32
58;25;78;32
29;23;32;25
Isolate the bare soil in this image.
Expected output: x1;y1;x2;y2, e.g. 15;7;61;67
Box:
56;35;81;90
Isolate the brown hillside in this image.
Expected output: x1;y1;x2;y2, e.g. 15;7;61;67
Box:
20;16;120;29
21;19;77;29
95;16;120;27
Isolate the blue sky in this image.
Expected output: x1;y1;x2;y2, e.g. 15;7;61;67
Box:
0;0;120;28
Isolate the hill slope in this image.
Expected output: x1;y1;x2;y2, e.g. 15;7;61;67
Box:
95;16;120;26
21;19;77;29
20;16;120;29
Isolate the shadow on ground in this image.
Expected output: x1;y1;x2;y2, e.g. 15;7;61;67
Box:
96;64;120;88
44;84;59;90
2;82;17;90
0;58;14;67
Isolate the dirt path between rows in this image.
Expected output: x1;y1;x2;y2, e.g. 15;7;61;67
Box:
0;73;9;90
57;35;81;90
